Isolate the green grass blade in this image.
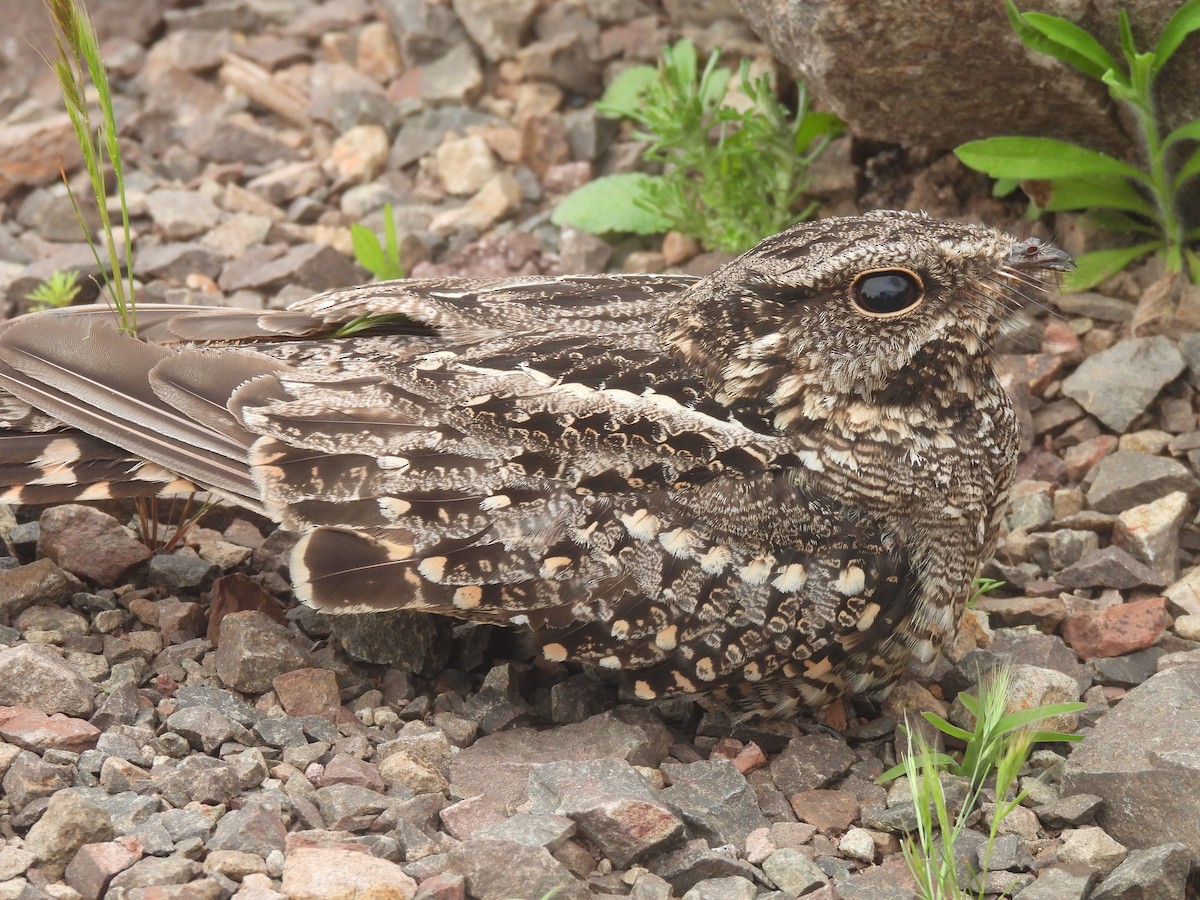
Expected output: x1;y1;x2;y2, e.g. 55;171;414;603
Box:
923;710;974;742
1154;0;1200;69
995;702;1087;733
956;137;1150;183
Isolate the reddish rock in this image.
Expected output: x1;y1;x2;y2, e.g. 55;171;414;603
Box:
37;505;152;587
1064;435;1119;482
0;558;83;622
273;667;343;722
1062;596;1170;659
1041;319;1084;364
207;573;286;643
157;598;206;645
0;115;83;199
281;847;416;900
439;795;506;840
733;742;768;774
973;595;1067;634
0;706;100;753
789;790;861;833
322;753;385;793
65;839;141;900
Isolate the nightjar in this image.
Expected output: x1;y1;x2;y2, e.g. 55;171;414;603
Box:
0;210;1071;718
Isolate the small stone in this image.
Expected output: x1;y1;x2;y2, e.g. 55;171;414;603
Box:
1062;596;1169;659
436;839;587;900
1091;842;1191;900
789;790;861;833
1056;546;1165;590
273;667;343;721
107;855;198;892
202;848;269;881
64;840;141;900
1086;452;1198;515
213;611;311;693
1036;794;1104;829
1061;336;1185;432
451;0;540;61
1057;826;1127;877
769;734;857;796
207;804;288;857
1112;491;1189;584
24;789;115;880
145;189;222;240
838;827;876;863
434;134;498;195
280;849;417;897
0;706;100;753
38;505;152;587
680;876;757;900
380;749;449;794
0;845;33;882
761;847;827;896
0;644;96;716
0;558;83;622
0;115;82;198
420;44;483;104
146;549;218;592
429;172;523;234
326;124;390;183
2;748;73;810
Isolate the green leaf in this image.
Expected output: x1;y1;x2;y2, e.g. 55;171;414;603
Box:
1155;0;1200;69
597;65;657;118
1062;241;1163;291
551;173;672;235
1041;175;1155;216
992;176;1021;198
1165;119;1200;151
1176;146;1200;188
922;711;973;742
956;137;1149;183
1020;11;1118;79
794;110;844;152
1117;8;1138;67
995;702;1087;732
1083;209;1160;235
350;224;386;277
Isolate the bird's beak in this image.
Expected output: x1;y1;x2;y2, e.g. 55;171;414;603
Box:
1006;238;1075;273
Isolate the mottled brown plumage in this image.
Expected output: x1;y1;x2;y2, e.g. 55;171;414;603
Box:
0;210;1071;717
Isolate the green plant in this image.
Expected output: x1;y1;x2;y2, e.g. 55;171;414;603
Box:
967;577;1005;609
332;204;410;338
351;203;405;281
880;665;1084;788
24;270;81;310
45;0;137;333
882;667;1086;899
955;0;1200;291
552;40;843;253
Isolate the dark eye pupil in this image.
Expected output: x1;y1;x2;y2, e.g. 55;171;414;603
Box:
854;271;922;314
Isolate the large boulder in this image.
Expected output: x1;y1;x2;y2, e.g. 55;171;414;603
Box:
732;0;1199;152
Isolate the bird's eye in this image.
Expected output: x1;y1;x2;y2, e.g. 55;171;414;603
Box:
850;269;925;317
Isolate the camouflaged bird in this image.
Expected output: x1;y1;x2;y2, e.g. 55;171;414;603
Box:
0;210;1071;718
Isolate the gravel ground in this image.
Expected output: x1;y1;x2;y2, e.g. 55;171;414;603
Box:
0;1;1199;899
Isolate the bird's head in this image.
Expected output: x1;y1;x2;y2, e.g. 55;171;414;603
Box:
659;209;1073;429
